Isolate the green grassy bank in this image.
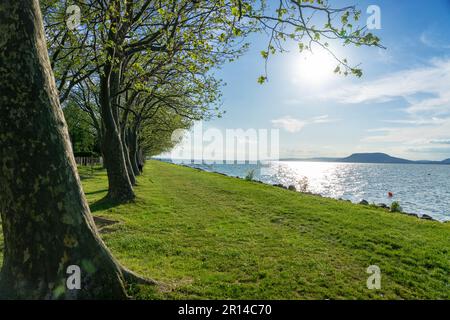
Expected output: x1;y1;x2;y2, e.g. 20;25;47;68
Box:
0;160;449;299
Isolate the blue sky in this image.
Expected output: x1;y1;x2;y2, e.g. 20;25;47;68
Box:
177;0;450;161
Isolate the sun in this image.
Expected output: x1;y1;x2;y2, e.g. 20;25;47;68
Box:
292;49;338;85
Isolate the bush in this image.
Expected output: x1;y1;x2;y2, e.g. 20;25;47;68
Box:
245;169;255;181
298;176;309;193
390;201;402;213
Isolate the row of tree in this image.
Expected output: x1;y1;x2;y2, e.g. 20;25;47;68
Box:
43;0;248;202
42;0;382;203
0;0;381;299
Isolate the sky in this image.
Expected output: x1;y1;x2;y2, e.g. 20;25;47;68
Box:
168;0;450;161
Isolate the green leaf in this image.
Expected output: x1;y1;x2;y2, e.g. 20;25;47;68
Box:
257;76;267;84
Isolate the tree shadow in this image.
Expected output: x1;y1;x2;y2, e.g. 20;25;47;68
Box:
89;196;121;213
79;175;94;181
85;189;108;196
78;166;105;181
93;216;119;233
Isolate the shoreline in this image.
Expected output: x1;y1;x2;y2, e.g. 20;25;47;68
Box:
175;162;447;223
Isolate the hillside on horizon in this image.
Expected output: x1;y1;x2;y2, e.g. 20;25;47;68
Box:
281;152;450;165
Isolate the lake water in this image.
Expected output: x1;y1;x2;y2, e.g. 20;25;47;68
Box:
176;160;450;222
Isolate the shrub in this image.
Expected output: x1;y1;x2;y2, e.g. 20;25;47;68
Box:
245;169;255;181
390;201;402;213
298;176;309;193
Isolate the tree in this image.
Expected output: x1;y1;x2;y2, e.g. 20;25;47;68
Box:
0;0;149;299
41;0;253;202
63;103;98;154
139;109;192;157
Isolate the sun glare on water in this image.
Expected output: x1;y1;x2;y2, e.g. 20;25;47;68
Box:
292;49;338;85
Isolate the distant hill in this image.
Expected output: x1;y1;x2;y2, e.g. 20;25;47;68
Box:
341;153;413;164
280;152;450;165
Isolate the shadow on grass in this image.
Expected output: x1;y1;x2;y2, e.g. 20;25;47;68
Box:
93;216;119;233
90;196;121;213
79;175;94;181
78;166;105;181
89;193;136;213
85;189;108;196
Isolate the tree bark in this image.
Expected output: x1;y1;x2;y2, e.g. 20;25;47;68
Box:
128;129;140;177
121;129;136;186
137;146;145;173
0;0;129;299
118;109;136;185
99;71;135;201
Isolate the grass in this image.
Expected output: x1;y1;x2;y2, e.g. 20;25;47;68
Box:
1;160;449;299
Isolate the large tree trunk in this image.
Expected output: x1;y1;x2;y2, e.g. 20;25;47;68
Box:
99;72;135;202
0;0;128;299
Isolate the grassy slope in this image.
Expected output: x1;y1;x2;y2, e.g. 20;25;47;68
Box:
0;160;449;299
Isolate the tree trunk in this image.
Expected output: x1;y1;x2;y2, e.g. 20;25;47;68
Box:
118;109;136;186
99;71;135;201
121;129;136;186
128;129;140;177
137;147;145;173
0;0;128;299
96;1;136;198
100;128;135;201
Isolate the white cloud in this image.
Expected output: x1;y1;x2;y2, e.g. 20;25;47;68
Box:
311;114;339;124
407;146;450;154
420;31;450;49
430;139;450;145
362;117;450;146
382;117;447;125
322;58;450;116
271;115;339;133
271;116;306;133
360;120;450;160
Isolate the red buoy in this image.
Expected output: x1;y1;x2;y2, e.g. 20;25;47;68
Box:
388;192;393;197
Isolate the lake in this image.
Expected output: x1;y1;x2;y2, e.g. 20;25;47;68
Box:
176;160;450;222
